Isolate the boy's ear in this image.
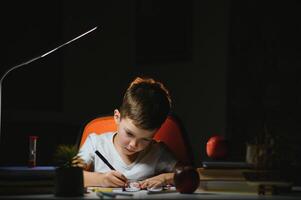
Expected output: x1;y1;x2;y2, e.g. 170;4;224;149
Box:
114;109;121;124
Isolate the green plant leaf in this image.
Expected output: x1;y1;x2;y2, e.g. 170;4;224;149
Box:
54;144;79;168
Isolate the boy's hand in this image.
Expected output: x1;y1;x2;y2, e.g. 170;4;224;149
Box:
101;171;127;187
71;156;87;168
139;174;166;189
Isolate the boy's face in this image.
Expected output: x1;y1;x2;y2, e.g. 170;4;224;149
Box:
114;110;157;156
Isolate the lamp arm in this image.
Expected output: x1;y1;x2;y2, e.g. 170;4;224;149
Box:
0;26;98;147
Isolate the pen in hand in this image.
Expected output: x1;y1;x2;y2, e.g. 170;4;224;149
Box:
95;150;127;189
95;150;115;170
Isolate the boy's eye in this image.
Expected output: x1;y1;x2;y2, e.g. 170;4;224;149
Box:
126;132;134;137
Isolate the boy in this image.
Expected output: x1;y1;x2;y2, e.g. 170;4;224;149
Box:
78;77;177;189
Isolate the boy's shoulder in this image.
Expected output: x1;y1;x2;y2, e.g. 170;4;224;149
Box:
88;132;115;143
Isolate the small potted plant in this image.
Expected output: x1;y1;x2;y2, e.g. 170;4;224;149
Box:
54;144;85;197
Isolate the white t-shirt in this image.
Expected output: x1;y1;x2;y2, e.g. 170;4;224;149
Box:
78;132;177;180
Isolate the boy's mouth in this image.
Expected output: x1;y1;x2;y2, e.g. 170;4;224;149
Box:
125;147;137;153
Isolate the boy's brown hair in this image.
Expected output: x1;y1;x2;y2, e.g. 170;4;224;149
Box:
119;77;172;130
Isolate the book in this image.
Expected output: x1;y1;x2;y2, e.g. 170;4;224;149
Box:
0;166;55;195
197;169;293;195
0;179;54;187
197;180;260;194
202;161;253;169
0;166;55;180
198;167;248;181
198;166;253;194
0;185;54;195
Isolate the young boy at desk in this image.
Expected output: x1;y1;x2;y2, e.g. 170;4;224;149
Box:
78;77;178;189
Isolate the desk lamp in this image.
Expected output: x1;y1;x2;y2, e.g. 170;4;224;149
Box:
0;26;98;147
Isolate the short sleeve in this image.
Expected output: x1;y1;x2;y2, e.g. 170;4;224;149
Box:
77;134;95;166
154;143;177;174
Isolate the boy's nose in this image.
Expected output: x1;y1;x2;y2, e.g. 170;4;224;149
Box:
129;139;138;148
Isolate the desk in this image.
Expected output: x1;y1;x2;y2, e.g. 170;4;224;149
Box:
0;189;300;199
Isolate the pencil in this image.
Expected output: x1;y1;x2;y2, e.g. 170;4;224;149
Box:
95;150;115;170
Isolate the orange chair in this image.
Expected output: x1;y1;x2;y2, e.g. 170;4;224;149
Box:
78;114;194;164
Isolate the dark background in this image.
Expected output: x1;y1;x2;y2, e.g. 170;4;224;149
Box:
0;0;300;168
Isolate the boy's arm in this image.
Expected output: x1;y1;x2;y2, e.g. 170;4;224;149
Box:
83;163;127;187
139;172;174;189
83;170;104;187
83;170;127;187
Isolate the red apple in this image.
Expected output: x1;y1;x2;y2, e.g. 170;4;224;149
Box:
206;135;228;159
174;165;200;194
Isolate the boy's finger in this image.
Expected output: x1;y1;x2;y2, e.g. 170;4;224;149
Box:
140;182;148;189
113;171;127;181
120;174;127;181
150;182;161;189
111;176;126;187
72;159;84;164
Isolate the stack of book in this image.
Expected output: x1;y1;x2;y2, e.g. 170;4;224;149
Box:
0;166;55;195
197;161;292;195
197;161;257;194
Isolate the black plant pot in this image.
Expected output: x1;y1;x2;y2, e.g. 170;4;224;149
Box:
54;167;84;197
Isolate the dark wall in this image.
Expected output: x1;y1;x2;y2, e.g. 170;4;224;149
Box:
1;0;299;167
60;0;228;165
227;1;301;164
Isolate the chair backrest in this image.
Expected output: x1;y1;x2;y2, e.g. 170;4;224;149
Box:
79;115;193;164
